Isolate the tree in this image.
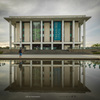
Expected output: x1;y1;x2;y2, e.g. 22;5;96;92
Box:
91;43;100;47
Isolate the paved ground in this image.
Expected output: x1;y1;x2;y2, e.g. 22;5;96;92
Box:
0;54;100;60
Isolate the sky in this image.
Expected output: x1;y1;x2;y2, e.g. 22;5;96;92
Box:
0;0;100;47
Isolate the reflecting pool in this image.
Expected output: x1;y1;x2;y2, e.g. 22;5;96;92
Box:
0;60;100;100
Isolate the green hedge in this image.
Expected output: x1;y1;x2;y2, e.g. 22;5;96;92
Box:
0;51;3;54
93;52;100;54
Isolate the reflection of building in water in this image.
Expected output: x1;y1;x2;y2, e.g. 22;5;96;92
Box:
5;60;90;93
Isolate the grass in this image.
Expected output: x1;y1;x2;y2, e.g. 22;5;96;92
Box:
93;52;100;54
0;51;3;54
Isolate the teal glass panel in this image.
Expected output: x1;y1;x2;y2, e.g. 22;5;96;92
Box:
54;21;61;40
50;34;51;37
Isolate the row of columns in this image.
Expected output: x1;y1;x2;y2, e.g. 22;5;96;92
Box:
9;60;86;88
9;20;86;49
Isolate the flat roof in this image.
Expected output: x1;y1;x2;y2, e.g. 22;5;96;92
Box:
4;15;91;25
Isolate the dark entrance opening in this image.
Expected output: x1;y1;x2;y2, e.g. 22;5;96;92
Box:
32;44;40;50
43;44;51;50
53;44;62;50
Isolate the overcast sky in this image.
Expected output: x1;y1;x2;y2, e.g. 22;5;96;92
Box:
0;0;100;47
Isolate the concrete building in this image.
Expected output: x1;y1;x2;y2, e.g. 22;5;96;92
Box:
5;60;90;93
4;15;91;50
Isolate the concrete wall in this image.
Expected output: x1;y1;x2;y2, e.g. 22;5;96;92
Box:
64;45;70;50
75;22;79;42
74;67;78;86
16;66;20;85
24;45;30;50
24;66;30;86
24;23;30;42
44;22;50;42
64;67;70;86
44;67;50;86
16;23;20;42
64;22;70;42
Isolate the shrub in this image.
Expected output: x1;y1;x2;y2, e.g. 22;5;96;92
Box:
0;51;3;54
93;52;100;54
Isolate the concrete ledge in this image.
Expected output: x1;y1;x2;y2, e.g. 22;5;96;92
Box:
0;54;100;60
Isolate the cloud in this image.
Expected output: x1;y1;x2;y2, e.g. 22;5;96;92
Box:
0;0;100;47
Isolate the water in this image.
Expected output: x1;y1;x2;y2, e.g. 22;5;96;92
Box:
0;60;100;100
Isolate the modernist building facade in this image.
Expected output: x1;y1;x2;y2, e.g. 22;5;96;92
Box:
4;15;91;50
6;60;90;93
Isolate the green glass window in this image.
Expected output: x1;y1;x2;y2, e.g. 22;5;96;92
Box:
32;22;41;41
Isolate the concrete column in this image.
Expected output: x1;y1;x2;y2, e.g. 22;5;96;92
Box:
51;60;53;88
14;25;16;48
79;24;81;42
83;20;86;49
14;25;15;42
72;20;75;49
30;21;32;50
51;20;53;50
72;61;75;88
9;21;12;49
41;60;43;87
20;21;22;48
41;20;43;50
30;60;32;87
20;65;22;87
83;62;85;87
62;61;64;88
9;60;12;86
79;62;81;82
62;20;64;50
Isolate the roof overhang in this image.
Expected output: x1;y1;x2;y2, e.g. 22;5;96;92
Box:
4;15;91;26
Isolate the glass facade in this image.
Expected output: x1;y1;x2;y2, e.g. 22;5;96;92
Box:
32;22;41;42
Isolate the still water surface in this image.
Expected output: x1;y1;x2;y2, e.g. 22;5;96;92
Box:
0;60;100;100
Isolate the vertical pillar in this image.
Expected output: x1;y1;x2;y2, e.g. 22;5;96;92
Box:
9;21;12;49
9;60;12;86
30;21;32;50
83;62;85;87
62;60;64;88
51;20;53;50
62;20;64;50
51;60;53;88
79;62;81;82
14;25;15;42
14;25;16;48
30;60;32;87
41;60;43;87
41;20;43;50
79;23;81;48
20;21;22;48
72;20;75;49
83;20;86;49
20;66;22;87
72;61;75;88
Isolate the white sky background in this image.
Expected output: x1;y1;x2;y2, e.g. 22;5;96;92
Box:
0;0;100;47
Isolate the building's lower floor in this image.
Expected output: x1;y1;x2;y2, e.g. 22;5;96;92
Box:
14;43;81;50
